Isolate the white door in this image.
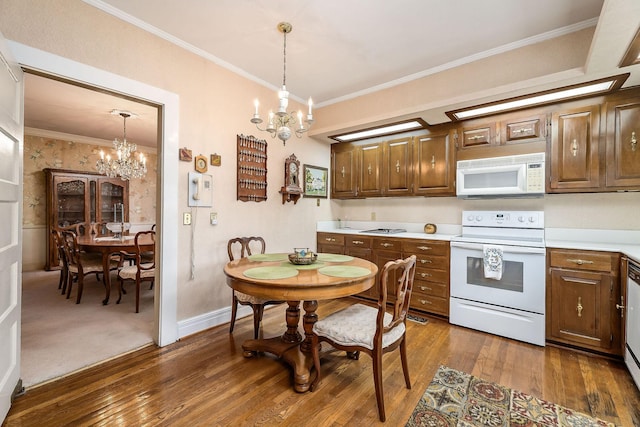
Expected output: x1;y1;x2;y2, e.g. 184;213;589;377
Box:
0;31;24;423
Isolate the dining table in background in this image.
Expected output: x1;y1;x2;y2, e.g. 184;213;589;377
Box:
76;233;155;305
224;253;378;393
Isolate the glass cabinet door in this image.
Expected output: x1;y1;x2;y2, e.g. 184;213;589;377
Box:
97;178;129;223
53;176;90;228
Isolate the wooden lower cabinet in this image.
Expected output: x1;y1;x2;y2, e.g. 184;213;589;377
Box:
316;232;450;317
546;248;622;356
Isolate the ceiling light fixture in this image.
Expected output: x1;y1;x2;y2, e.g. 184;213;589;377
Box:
446;74;629;121
250;22;313;145
330;119;428;143
96;110;147;180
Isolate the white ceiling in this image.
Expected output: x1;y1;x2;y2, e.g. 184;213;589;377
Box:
24;0;640;146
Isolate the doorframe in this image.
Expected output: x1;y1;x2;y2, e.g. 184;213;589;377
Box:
9;41;179;346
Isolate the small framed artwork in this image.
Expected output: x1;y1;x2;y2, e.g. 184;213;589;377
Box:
179;147;193;162
210;153;221;166
303;164;328;198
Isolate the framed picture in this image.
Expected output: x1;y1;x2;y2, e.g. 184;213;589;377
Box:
179;147;193;162
210;153;221;166
303;164;328;198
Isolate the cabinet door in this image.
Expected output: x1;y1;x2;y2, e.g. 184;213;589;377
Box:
331;143;357;198
605;98;640;188
383;137;412;196
358;143;383;197
96;177;129;223
549;269;613;352
459;122;497;148
501;114;548;145
413;131;455;195
549;105;600;191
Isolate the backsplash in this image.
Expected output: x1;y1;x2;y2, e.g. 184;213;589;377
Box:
23;134;157;227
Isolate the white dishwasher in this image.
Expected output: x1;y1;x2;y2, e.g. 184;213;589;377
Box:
626;259;640;391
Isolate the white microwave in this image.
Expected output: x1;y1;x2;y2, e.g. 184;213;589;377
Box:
456;152;545;198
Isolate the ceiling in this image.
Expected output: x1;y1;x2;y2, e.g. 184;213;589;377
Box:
24;0;640;146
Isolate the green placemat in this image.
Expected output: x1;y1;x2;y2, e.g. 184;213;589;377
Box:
279;261;326;270
247;253;289;262
318;265;371;278
316;253;354;262
243;266;299;280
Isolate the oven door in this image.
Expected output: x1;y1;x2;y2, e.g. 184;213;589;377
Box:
450;241;545;314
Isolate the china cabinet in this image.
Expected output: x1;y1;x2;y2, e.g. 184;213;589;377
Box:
45;168;129;270
546;248;622;356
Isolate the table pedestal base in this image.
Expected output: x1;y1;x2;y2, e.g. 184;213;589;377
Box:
241;300;318;393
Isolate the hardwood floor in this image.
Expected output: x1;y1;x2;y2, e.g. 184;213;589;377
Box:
5;298;640;426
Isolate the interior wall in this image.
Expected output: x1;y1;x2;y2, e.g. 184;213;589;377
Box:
0;0;332;321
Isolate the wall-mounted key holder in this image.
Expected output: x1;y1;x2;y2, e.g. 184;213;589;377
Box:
237;134;267;202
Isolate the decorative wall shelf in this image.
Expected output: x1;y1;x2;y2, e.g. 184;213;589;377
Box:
236;134;267;202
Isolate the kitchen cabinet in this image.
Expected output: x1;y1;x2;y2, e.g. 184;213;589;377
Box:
316;231;450;316
45;168;129;270
501;113;548;145
548;105;601;192
546;248;622;356
413;130;456;196
604;96;640;189
357;142;383;197
331;143;358;198
459;121;497;149
383;136;413;196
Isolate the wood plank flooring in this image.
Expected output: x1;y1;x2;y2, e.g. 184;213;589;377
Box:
4;298;640;426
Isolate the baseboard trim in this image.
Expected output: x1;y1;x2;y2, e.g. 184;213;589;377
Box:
177;305;252;339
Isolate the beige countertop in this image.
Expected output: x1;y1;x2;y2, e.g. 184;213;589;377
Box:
545;228;640;264
316;221;461;242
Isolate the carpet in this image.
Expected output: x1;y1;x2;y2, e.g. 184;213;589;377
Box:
406;365;615;427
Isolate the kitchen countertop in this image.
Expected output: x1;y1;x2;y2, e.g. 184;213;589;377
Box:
545;228;640;264
316;221;461;242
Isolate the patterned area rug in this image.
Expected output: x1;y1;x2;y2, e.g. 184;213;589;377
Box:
406;365;615;427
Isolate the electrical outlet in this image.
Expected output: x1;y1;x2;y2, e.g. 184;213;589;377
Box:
183;212;192;225
210;212;218;225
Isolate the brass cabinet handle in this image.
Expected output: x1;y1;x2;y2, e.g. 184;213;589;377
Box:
351;240;364;245
419;273;432;278
617;296;625;318
419;299;432;305
380;242;393;248
420;259;432;264
567;258;594;265
514;127;533;134
571;139;578;157
632;131;637;152
367;163;372;175
395;160;400;173
467;135;484;141
431;155;436;168
417;246;432;251
577;296;583;317
340;166;345;178
325;237;336;242
419;285;432;291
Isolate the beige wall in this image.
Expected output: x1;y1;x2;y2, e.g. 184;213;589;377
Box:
2;1;638;326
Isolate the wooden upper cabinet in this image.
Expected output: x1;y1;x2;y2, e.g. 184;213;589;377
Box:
459;122;497;148
549;105;601;192
605;97;640;189
383;136;412;196
501;114;548;145
413;130;455;196
358;142;383;197
331;143;358;198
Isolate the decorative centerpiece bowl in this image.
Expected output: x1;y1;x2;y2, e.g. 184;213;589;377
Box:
288;248;317;265
106;222;131;234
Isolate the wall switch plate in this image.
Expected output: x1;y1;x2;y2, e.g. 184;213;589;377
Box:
210;212;218;225
183;212;192;225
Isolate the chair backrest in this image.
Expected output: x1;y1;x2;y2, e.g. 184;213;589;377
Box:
51;229;66;268
89;221;113;237
60;230;81;270
60;222;88;236
133;230;156;270
227;236;266;261
375;255;417;339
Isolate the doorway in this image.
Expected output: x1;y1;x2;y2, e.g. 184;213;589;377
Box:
10;41;179;386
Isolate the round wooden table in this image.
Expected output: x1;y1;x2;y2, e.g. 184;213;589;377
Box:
76;234;155;305
224;254;377;392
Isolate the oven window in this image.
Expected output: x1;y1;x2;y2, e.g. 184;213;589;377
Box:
466;256;523;292
465;170;518;189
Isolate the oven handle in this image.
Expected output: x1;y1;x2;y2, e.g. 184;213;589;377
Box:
450;241;546;255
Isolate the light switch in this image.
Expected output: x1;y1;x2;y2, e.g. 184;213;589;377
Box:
210;212;218;225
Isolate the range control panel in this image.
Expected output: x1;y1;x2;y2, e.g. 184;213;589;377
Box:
461;210;544;229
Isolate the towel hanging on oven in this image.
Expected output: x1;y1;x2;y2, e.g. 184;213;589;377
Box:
483;245;504;280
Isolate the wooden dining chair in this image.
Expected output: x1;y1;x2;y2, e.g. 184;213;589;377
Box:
51;229;69;294
60;230;117;304
116;230;156;313
310;255;417;422
228;237;284;339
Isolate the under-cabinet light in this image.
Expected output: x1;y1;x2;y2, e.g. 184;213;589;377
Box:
446;74;629;121
330;119;427;142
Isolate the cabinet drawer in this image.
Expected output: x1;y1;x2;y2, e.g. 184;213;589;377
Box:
461;127;492;147
415;267;448;283
373;237;402;251
504;117;543;142
346;235;373;249
402;240;448;256
317;233;345;246
410;293;448;315
549;249;617;273
415;255;448;271
414;280;448;298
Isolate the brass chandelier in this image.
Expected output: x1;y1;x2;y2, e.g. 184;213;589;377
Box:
250;22;314;145
96;110;147;180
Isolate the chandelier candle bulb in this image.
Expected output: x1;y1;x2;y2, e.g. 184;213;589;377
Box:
298;111;303;129
308;97;313;115
254;99;259;116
